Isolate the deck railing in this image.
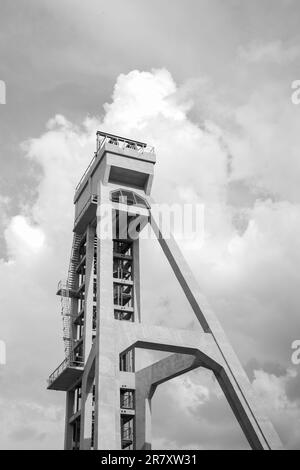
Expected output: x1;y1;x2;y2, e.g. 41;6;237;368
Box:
48;354;84;387
75;132;155;191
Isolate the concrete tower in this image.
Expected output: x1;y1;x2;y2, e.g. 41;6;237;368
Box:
48;131;282;450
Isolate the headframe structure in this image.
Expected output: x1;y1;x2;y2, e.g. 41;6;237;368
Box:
47;131;282;450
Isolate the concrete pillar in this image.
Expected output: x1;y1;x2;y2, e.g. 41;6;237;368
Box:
135;354;199;450
133;239;141;323
64;390;74;449
135;388;151;449
83;224;96;361
80;366;94;449
94;182;120;449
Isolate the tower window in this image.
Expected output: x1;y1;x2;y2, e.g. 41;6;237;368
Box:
120;389;135;409
110;190;149;209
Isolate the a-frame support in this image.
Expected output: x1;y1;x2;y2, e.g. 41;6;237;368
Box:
86;187;282;450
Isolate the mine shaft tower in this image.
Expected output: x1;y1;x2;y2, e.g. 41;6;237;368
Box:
48;131;282;450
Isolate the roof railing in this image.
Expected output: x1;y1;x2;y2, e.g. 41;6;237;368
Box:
75;132;154;191
96;131;154;155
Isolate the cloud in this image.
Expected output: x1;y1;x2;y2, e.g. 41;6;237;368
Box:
188;198;300;369
5;215;45;258
286;369;300;404
103;69;188;131
238;40;300;64
0;396;64;449
252;369;300;449
152;369;250;450
224;83;300;203
0;67;300;449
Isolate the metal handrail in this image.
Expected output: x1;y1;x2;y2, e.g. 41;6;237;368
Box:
97;134;154;155
121;396;134;409
57;279;73;292
48;354;84;386
75;133;155;191
75;152;97;191
74;194;98;228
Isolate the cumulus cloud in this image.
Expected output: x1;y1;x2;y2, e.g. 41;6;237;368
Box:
0;67;300;449
152;369;250;450
252;369;300;449
0;396;64;449
103;69;188;130
225;84;300;202
5;216;45;258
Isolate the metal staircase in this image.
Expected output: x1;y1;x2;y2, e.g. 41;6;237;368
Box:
58;233;82;358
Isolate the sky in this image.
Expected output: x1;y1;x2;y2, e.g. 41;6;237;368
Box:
0;0;300;449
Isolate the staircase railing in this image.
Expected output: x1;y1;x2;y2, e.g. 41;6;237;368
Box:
59;233;83;357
